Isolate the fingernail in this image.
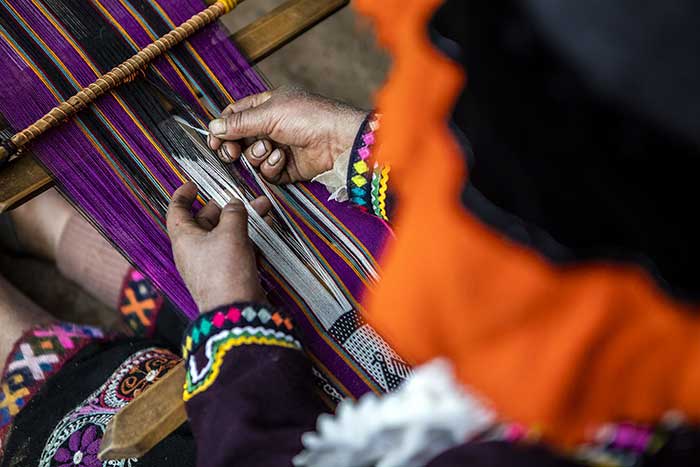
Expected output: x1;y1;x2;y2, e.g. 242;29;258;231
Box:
209;118;226;136
207;134;213;148
220;146;231;162
252;140;267;158
268;149;282;165
227;198;243;206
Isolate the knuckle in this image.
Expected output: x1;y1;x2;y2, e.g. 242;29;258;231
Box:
224;200;246;213
170;194;190;206
227;111;244;132
258;90;273;102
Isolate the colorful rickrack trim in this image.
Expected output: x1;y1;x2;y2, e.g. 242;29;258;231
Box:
347;113;390;220
118;268;164;337
573;420;672;467
182;303;301;400
481;418;674;467
0;322;106;442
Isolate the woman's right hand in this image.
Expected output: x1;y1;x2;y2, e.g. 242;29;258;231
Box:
207;86;367;184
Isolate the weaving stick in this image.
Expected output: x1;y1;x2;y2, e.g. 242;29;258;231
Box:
0;0;240;166
99;362;187;460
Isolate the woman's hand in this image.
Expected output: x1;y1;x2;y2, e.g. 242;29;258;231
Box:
208;86;366;184
166;182;271;312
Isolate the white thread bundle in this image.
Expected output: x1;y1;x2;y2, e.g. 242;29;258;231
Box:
170;117;367;324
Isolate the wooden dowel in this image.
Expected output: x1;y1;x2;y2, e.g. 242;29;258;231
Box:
98;362;187;460
0;0;241;165
0;0;349;213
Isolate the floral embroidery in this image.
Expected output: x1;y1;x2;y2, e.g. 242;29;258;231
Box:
183;303;301;400
347;113;390;220
53;424;101;467
39;347;180;467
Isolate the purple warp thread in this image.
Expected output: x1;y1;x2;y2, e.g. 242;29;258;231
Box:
0;0;266;316
0;0;393;398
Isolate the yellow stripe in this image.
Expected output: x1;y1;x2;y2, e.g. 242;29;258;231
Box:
307;352;356;401
148;0;235;104
260;261;381;394
0;21;163;223
4;1;83;87
377;165;390;220
0;28;61;103
30;0;101;77
16;0;182;197
92;0;140;50
299;184;379;269
115;0;210;117
183;335;299;400
271;196;372;293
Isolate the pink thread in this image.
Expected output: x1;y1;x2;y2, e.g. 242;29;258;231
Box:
614;425;635;447
503;423;527;442
226;307;241;323
131;271;145;281
212;312;226;328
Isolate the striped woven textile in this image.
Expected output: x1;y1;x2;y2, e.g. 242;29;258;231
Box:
0;0;403;399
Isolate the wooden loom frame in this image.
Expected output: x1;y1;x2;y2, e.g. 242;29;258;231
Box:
0;0;350;212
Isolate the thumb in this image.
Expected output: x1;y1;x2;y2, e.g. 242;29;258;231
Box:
209;106;271;141
217;198;249;239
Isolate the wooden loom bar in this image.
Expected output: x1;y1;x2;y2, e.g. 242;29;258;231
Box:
0;0;349;212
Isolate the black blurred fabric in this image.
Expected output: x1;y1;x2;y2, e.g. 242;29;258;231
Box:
431;1;700;301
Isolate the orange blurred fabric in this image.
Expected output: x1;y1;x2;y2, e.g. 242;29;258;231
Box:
354;0;700;448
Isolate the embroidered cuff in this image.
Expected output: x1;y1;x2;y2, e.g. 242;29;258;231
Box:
182;302;302;400
347;112;390;220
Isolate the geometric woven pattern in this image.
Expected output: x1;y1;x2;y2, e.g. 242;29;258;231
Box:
1;322;105;441
118;269;164;337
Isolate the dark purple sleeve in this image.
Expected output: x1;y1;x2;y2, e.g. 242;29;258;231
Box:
181;303;326;467
426;441;580;467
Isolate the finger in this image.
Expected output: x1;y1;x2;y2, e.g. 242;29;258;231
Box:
219;141;242;163
194;200;222;230
209;104;271;140
217;198;249;240
259;148;287;184
166;182;200;235
263;212;274;227
208;133;222;151
242;140;273;167
249;195;272;218
221;91;273;117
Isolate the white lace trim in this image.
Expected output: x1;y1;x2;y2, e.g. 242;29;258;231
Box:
293;358;495;467
311;149;351;202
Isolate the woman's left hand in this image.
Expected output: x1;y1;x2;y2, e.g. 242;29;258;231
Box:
166;182;271;312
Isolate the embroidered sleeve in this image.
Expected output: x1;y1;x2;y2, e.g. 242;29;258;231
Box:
182;303;326;466
182;302;302;400
347;112;391;221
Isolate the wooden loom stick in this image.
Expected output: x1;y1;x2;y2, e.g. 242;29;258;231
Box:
0;0;351;213
99;362;187;460
0;0;241;166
